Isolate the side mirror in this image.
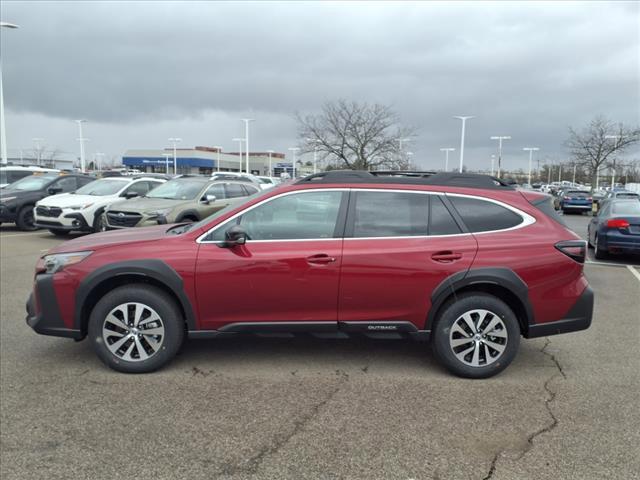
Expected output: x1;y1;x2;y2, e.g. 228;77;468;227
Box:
224;225;247;247
47;186;63;195
202;194;216;204
123;191;139;199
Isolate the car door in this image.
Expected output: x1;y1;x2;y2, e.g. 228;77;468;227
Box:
198;183;231;217
338;190;478;330
195;189;347;330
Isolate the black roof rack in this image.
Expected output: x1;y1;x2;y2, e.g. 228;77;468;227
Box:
295;170;514;190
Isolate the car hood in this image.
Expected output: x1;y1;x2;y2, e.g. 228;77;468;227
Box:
37;193;112;207
48;224;174;254
0;188;38;200
108;196;192;213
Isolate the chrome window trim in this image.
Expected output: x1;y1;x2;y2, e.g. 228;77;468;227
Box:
196;187;535;244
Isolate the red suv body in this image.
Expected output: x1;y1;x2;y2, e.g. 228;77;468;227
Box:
26;172;593;378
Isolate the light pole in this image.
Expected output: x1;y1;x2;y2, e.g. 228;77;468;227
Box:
267;149;274;176
523;147;539;186
213;146;222;172
95;152;105;171
439;148;455;172
605;135;622;188
232;138;244;173
288;147;300;178
0;22;19;165
242;118;254;173
168;137;181;175
558;163;562;183
490;135;511;178
32;138;44;166
453;116;474;173
76;120;88;172
162;153;171;174
491;154;496;176
572;164;577;184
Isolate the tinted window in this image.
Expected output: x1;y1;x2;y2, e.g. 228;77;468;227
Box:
211;191;342;241
243;185;260;195
53;176;78;192
204;183;226;199
124;181;152;196
77;177;95;187
430;196;462;235
225;183;246;198
352;191;428;237
449;196;523;232
2;170;32;184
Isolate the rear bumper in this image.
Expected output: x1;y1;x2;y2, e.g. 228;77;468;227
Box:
525;286;593;338
26;274;83;339
562;204;592;210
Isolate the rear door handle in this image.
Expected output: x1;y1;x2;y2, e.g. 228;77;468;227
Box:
431;251;463;263
307;254;337;265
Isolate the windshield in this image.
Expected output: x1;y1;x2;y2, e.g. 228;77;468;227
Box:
5;175;57;191
75;179;128;196
146;180;206;200
612;202;640;216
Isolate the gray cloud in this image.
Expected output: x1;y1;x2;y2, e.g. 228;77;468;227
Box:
1;0;638;170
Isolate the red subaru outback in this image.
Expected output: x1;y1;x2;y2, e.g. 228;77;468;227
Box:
26;171;593;378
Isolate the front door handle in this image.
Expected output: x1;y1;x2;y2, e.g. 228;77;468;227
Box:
431;251;463;263
307;254;337;265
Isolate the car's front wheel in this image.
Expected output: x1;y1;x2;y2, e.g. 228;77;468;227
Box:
432;293;520;379
16;205;37;231
88;285;185;373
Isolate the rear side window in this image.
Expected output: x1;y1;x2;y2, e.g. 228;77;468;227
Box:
352;191;428;237
430;196;462;235
449;196;523;232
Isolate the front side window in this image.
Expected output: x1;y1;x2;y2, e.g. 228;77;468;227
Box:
204;183;226;200
351;191;428;237
53;176;78;192
124;181;152;196
209;191;343;241
449;196;523;232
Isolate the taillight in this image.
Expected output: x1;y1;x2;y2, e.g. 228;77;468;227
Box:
587;197;592;201
563;196;570;200
555;240;586;263
606;219;630;229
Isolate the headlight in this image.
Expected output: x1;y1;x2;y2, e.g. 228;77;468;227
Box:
144;209;171;217
68;203;94;211
0;196;16;203
43;251;93;274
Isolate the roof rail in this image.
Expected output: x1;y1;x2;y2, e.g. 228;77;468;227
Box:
295;170;513;190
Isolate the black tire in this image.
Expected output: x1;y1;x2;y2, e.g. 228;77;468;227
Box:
92;210;106;232
48;229;70;237
16;205;37;231
431;293;521;379
87;284;185;373
594;236;607;260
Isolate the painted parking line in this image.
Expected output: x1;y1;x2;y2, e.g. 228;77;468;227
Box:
627;265;640;283
585;260;630;268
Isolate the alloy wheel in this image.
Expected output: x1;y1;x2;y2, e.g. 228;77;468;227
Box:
102;302;165;362
449;309;508;367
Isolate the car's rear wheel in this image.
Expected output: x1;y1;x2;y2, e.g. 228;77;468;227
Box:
16;205;37;231
432;293;520;379
88;285;184;373
48;229;69;237
594;236;608;259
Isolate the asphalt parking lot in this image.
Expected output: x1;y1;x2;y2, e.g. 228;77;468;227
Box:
1;217;639;480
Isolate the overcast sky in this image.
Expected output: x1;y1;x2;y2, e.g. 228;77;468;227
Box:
1;0;639;170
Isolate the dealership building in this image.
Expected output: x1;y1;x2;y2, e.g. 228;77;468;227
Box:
121;146;294;177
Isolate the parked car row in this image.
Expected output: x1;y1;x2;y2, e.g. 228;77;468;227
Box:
1;171;273;233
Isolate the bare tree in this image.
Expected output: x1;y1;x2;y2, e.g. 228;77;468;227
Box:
566;115;639;188
296;100;416;171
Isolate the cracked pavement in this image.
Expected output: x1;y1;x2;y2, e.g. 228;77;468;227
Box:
2;218;639;480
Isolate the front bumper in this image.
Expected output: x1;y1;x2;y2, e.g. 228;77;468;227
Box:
525;286;594;338
34;212;91;232
26;274;83;339
0;204;18;223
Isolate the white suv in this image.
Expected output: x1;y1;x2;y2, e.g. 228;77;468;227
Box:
34;176;165;236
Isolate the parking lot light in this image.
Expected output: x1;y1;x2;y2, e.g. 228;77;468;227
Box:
440;148;455;172
0;22;19;165
454;116;474;173
490;135;511;178
523;147;540;186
